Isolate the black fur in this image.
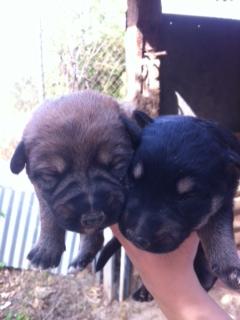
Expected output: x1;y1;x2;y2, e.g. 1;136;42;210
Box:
120;115;240;290
96;237;121;272
10;141;26;174
97;114;240;295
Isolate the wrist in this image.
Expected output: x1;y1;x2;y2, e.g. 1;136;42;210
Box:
145;276;230;320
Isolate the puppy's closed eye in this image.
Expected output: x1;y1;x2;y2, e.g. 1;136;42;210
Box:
110;159;129;181
35;172;59;190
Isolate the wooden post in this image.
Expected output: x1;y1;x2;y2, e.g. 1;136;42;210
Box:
125;0;164;117
123;0;163;299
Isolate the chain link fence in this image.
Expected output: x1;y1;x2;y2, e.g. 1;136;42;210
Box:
58;35;126;98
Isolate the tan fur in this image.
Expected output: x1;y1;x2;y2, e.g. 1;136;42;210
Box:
197;196;223;229
133;162;143;179
177;177;194;194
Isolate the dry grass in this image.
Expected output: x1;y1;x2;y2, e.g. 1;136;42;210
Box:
0;268;239;320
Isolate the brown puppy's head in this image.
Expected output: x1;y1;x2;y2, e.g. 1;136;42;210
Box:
10;90;133;233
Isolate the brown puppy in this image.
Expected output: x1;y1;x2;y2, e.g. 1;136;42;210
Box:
10;90;133;269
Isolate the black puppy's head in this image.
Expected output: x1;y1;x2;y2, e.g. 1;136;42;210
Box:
10;90;133;233
120;114;240;253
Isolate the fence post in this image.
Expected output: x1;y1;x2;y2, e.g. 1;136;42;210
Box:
119;248;132;301
103;228;116;301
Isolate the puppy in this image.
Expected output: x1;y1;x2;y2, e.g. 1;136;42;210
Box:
97;112;240;298
10;90;133;270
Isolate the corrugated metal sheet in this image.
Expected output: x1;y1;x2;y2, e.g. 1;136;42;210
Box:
0;186;82;275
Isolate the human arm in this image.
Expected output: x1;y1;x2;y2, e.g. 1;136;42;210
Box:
111;225;231;320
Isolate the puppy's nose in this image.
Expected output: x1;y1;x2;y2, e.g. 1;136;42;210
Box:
81;211;105;228
126;229;150;250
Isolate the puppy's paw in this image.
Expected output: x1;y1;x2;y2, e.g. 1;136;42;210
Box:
132;285;153;302
27;243;65;269
221;267;240;290
68;252;95;271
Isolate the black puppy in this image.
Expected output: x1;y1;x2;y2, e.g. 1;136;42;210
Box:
97;112;240;295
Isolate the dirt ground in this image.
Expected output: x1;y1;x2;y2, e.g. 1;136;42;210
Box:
0;267;239;320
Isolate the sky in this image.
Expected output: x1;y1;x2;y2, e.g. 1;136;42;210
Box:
162;0;240;20
0;0;239;148
0;1;40;143
0;0;239;103
0;0;90;97
0;0;93;144
1;0;239;86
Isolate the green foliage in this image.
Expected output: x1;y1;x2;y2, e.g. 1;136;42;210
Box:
4;312;30;320
57;33;126;97
44;1;126;99
1;1;126;161
10;1;126;111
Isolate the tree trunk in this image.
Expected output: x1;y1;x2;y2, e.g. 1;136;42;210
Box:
125;0;165;117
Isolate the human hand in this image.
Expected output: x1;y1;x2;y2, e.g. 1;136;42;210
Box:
111;224;231;320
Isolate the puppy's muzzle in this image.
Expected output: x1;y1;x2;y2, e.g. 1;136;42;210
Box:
81;211;105;228
125;229;150;250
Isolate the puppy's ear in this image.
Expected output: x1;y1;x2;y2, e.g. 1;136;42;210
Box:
10;141;26;174
133;110;153;128
228;151;240;170
120;114;142;148
202;119;240;171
